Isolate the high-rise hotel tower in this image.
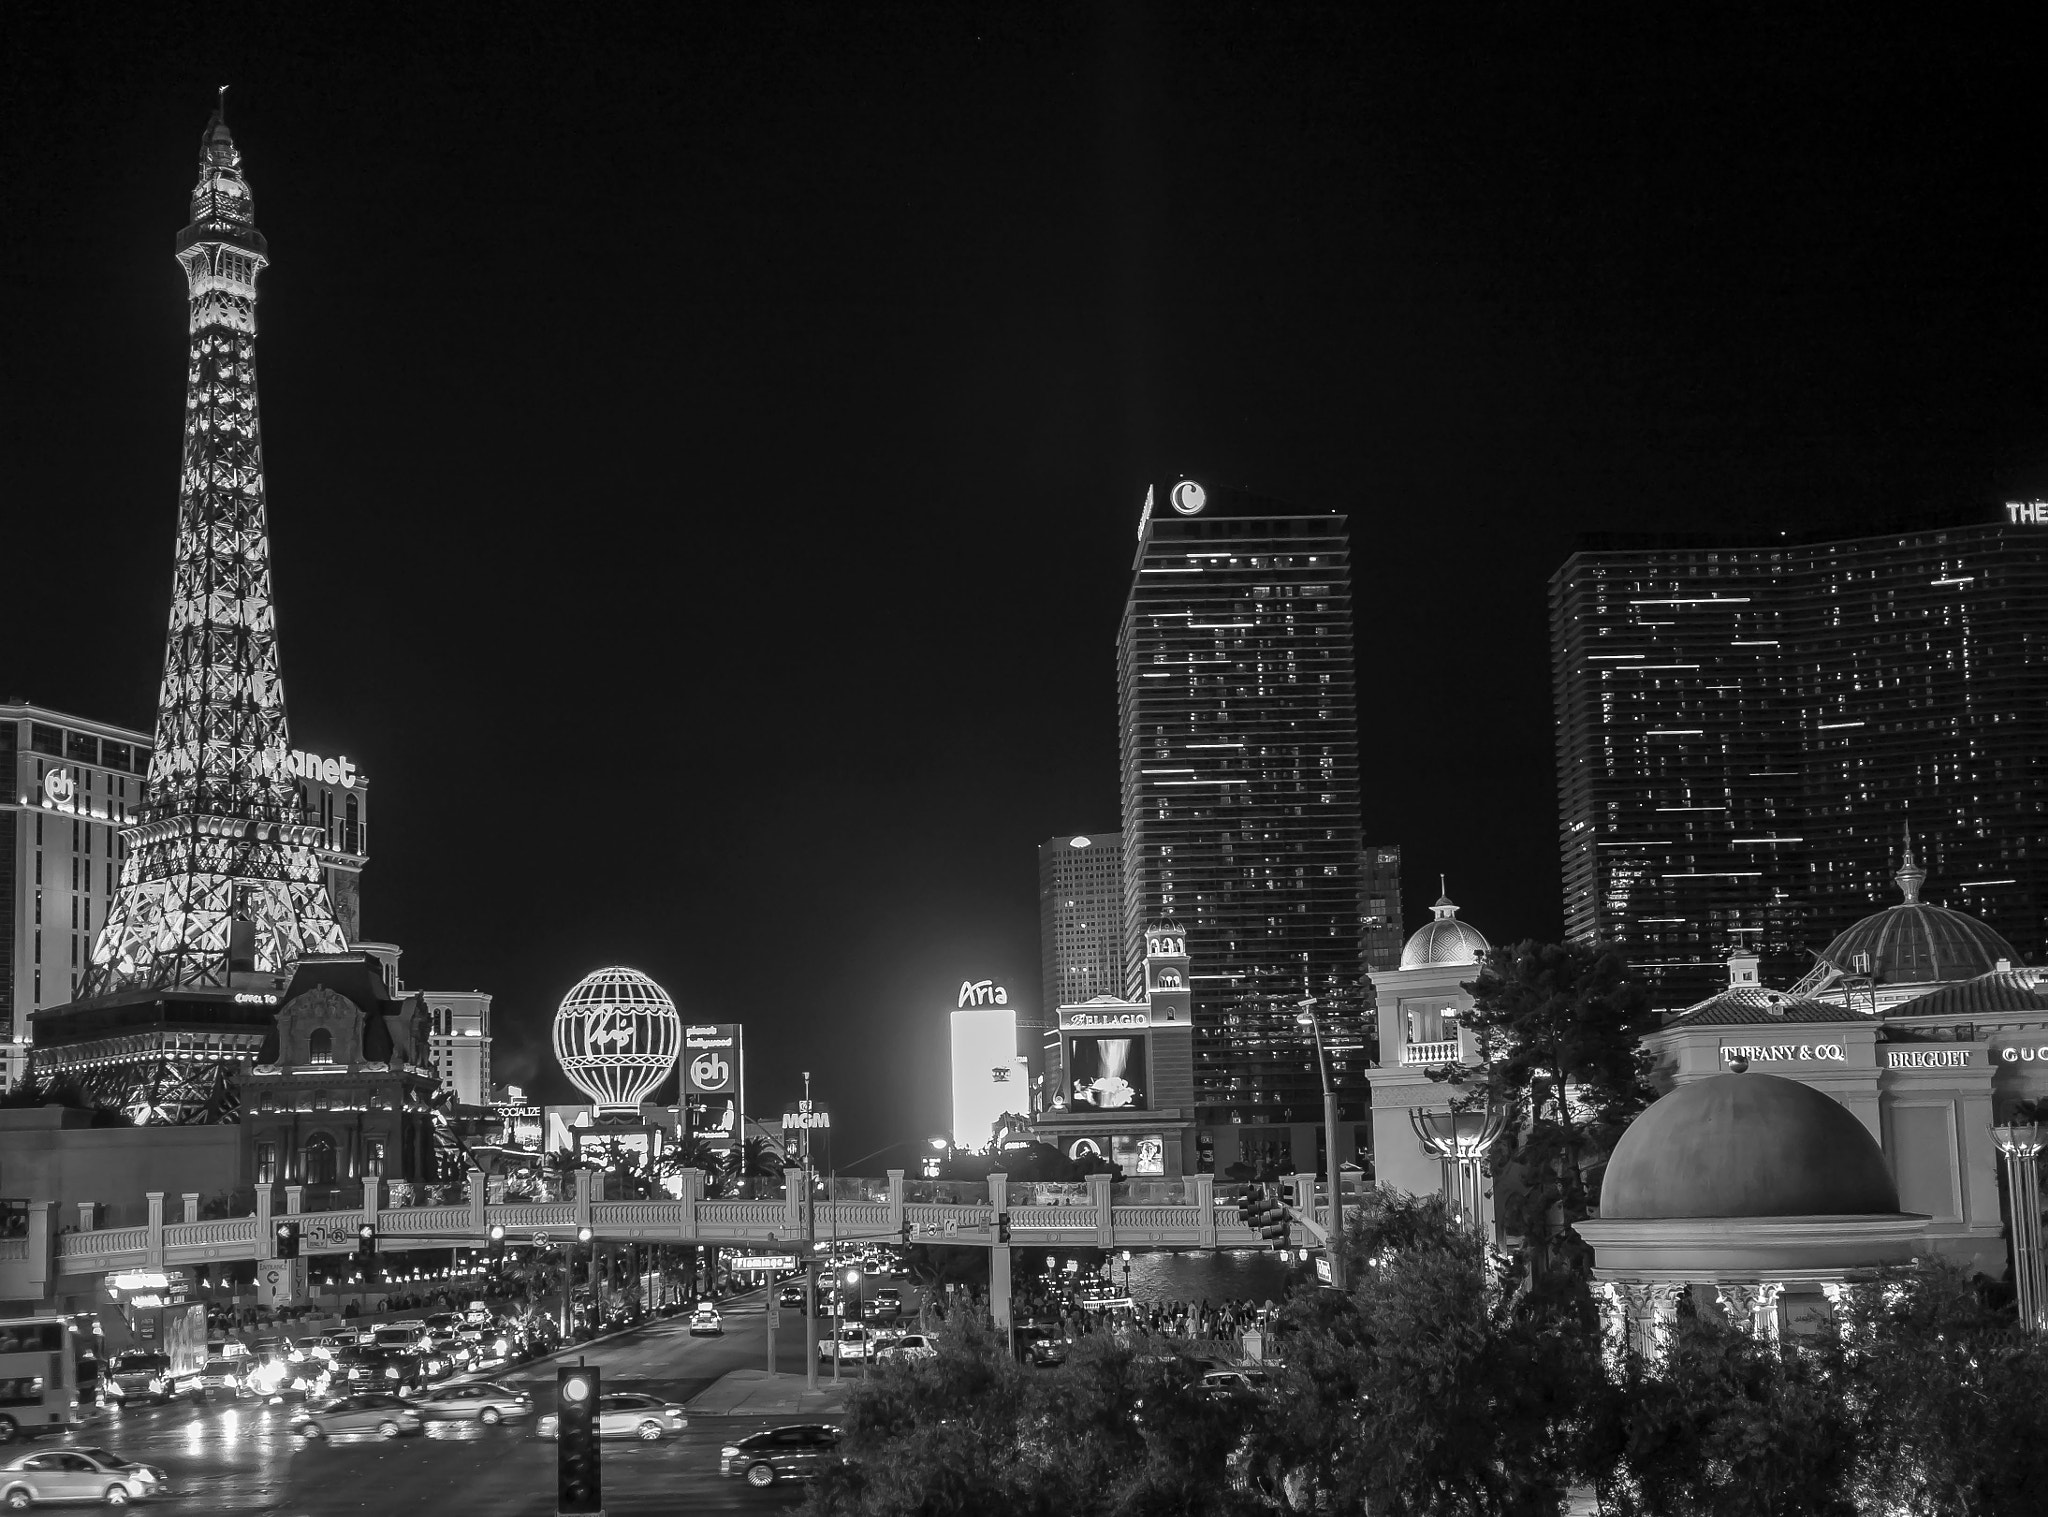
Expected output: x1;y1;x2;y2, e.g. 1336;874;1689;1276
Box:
1552;514;2048;1008
1118;480;1369;1173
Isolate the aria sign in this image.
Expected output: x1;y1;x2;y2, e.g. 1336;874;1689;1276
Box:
958;979;1009;1008
1720;1042;1848;1065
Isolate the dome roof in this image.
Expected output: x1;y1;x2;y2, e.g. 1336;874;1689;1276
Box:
1400;891;1490;970
1820;845;2017;987
1600;1072;1898;1220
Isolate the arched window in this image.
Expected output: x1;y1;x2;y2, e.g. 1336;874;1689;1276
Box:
303;1134;337;1186
308;1028;334;1065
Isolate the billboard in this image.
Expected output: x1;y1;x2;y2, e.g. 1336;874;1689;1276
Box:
495;1103;542;1152
1067;1034;1148;1111
1112;1133;1166;1177
683;1023;744;1148
950;1007;1021;1150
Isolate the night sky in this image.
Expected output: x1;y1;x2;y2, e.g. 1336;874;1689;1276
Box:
6;6;2046;1163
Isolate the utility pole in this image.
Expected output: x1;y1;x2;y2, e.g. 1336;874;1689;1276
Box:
804;1071;819;1393
1298;994;1346;1291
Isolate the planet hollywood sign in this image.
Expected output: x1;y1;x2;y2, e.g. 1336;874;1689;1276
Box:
1719;1041;1848;1066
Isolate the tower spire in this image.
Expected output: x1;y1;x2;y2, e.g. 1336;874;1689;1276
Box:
82;114;346;1001
1895;828;1926;907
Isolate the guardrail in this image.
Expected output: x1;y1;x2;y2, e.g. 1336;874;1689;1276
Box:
1399;1039;1461;1066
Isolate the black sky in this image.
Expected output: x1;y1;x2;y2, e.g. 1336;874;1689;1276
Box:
6;5;2047;1164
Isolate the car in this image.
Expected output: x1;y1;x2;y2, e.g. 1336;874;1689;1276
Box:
1025;1336;1070;1368
424;1312;463;1333
1;1448;170;1506
871;1287;903;1319
817;1325;876;1363
875;1333;937;1364
719;1423;843;1487
294;1392;424;1440
340;1349;428;1396
407;1381;533;1425
688;1306;723;1337
188;1357;248;1401
103;1351;174;1407
371;1326;427;1352
1200;1369;1272;1405
535;1393;689;1442
776;1283;807;1309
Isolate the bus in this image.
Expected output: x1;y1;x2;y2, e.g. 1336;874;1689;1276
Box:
0;1317;80;1443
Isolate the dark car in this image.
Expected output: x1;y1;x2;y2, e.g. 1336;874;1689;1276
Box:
1025;1336;1069;1368
341;1348;428;1396
719;1424;843;1487
293;1392;425;1440
870;1287;903;1319
104;1351;175;1407
777;1282;807;1309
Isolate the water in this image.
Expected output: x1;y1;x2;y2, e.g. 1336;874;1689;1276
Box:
1022;1248;1298;1309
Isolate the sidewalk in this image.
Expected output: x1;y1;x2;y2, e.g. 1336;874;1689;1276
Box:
684;1368;855;1417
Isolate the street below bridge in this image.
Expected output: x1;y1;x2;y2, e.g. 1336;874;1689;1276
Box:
41;1290;888;1515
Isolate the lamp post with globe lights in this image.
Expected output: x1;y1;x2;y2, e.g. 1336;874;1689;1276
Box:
1992;1121;2046;1334
1296;995;1347;1290
1411;1100;1506;1238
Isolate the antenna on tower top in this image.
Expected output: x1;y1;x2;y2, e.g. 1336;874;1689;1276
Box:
217;84;229;122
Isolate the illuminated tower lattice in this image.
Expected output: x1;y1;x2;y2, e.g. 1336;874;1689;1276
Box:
81;112;347;999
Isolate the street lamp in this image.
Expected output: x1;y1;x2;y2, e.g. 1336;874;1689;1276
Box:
1120;1249;1132;1301
1992;1122;2046;1333
1296;995;1347;1290
1410;1100;1506;1238
924;1135;951;1179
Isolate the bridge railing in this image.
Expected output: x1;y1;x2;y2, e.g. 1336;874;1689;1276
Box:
489;1203;576;1232
164;1218;256;1251
56;1227;149;1265
379;1206;473;1237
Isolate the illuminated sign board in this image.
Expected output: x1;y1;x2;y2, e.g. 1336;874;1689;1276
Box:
952;1008;1020;1149
1719;1042;1847;1065
2006;502;2048;525
732;1255;797;1272
1136;484;1154;541
1997;1044;2048;1064
494;1103;543;1150
42;770;74;806
958;979;1009;1008
1170;479;1206;516
684;1023;743;1146
1069;1034;1149;1110
783;1101;831;1131
1887;1049;1973;1069
1062;1008;1150;1030
1112;1133;1165;1176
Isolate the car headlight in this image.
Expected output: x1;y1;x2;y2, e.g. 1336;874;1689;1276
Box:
384;1367;399;1379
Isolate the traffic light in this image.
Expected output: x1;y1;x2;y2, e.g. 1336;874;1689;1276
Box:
274;1220;299;1259
357;1222;377;1261
1237;1190;1256;1229
996;1211;1011;1244
1262;1183;1293;1249
556;1366;602;1515
900;1217;912;1247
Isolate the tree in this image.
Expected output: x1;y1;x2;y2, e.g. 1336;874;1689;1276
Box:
720;1135;784;1195
1454;940;1658;1288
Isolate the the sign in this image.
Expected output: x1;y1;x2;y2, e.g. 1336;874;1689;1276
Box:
783;1100;831;1131
232;992;278;1006
1314;1256;1332;1285
1887;1049;1973;1070
1061;1008;1150;1030
1170;479;1206;516
958;979;1009;1009
1136;483;1155;541
732;1255;797;1272
1069;1033;1150;1110
302;1217;364;1254
1719;1042;1847;1065
1998;1044;2048;1064
42;770;75;806
2006;501;2048;525
1112;1133;1166;1176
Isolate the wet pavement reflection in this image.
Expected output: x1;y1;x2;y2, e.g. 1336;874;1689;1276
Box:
43;1315;821;1513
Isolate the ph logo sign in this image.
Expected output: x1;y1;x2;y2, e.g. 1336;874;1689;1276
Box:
689;1051;731;1091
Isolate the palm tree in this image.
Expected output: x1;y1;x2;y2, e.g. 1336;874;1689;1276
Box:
720;1135;784;1197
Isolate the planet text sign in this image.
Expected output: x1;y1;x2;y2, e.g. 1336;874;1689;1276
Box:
1719;1041;1848;1066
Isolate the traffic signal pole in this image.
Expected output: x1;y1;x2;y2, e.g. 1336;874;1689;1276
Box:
804;1072;819;1394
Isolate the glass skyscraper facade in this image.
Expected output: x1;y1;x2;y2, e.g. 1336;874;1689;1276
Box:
1118;483;1369;1132
1038;832;1124;1027
1552;518;2048;1008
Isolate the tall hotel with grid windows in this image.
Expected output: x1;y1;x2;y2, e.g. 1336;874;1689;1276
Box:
1552;515;2048;1009
1117;481;1370;1176
1038;832;1124;1030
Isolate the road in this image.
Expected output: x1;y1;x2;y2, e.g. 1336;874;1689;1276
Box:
35;1290;909;1515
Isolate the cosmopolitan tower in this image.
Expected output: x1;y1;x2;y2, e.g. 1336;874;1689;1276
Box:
1118;480;1370;1177
81;113;346;1003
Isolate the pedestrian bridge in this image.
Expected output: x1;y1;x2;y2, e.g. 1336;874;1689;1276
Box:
2;1169;1337;1303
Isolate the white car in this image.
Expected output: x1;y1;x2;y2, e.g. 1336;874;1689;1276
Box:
816;1325;877;1363
875;1333;936;1363
688;1306;723;1337
537;1392;690;1442
1;1448;170;1506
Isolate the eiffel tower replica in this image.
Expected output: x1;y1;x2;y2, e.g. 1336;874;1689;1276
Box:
35;109;350;1122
